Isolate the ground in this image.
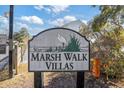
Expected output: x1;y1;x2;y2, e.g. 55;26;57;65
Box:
0;63;124;88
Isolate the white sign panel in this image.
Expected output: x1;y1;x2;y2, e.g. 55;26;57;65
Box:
0;34;7;45
29;28;90;71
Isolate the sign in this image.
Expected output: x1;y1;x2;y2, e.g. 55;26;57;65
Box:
0;34;7;45
0;34;7;54
29;28;90;71
0;45;6;54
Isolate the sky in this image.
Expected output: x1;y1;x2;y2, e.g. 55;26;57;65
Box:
0;5;100;35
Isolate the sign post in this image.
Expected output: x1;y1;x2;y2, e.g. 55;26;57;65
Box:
9;5;14;78
28;28;90;88
34;72;42;88
77;72;85;88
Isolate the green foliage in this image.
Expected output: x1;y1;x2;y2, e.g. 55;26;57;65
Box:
90;29;124;80
46;35;81;52
90;6;124;80
92;6;124;32
13;27;30;56
13;27;30;43
104;60;124;80
64;35;80;52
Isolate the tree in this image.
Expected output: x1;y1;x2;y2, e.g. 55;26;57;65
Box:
92;6;124;32
13;27;30;57
79;6;124;80
90;6;124;80
13;27;30;44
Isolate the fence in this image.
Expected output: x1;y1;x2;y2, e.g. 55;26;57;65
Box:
0;44;22;81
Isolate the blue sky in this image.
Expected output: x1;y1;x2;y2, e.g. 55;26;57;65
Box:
0;5;100;35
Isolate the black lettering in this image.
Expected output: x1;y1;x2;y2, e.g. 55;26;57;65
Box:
59;62;62;69
64;63;69;70
55;62;57;69
40;54;45;61
46;54;51;61
55;54;61;61
50;54;55;61
72;54;77;61
82;54;87;61
45;62;52;69
31;53;39;61
64;53;72;61
70;63;74;70
77;53;82;61
52;62;54;70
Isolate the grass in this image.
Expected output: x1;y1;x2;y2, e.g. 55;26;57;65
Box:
0;65;9;81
